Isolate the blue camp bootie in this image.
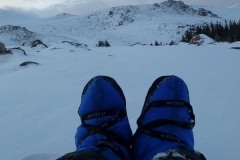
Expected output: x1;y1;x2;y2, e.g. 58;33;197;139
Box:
75;76;132;160
132;76;195;160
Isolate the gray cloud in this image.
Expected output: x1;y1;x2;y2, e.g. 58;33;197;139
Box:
0;5;40;18
182;0;240;7
22;0;42;2
36;0;109;17
27;0;166;17
1;0;240;18
38;0;240;17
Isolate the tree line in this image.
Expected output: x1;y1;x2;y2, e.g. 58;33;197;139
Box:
181;19;240;43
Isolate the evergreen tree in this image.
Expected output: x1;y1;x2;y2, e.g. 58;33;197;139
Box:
233;31;237;42
215;33;221;42
227;33;233;43
210;21;215;39
223;20;230;41
182;19;240;43
181;35;186;42
196;26;202;35
237;20;240;41
204;24;211;36
229;20;233;31
185;30;193;42
224;19;229;31
219;22;225;41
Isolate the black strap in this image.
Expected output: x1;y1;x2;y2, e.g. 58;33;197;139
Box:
79;132;94;145
138;100;195;129
79;109;129;158
149;100;194;121
135;100;195;145
78;76;128;159
81;110;126;121
79;118;125;145
97;140;128;160
140;119;194;130
137;127;187;145
85;123;129;149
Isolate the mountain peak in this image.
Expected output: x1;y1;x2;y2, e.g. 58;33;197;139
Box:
160;0;219;17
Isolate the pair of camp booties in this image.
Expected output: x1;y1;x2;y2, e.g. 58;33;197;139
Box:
57;75;206;160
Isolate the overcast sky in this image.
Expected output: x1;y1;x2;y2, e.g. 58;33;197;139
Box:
0;0;239;17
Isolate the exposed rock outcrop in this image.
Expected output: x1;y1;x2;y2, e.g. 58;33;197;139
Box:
0;25;37;43
19;61;39;66
161;0;219;17
31;40;48;48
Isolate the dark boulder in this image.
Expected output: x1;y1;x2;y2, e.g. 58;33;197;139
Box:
19;61;39;66
31;40;48;48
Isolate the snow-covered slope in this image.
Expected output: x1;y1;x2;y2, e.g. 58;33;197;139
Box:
192;5;240;21
1;41;240;160
1;0;240;47
44;13;76;21
228;3;240;9
0;25;37;46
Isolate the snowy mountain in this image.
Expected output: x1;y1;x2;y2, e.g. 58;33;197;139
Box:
1;0;240;47
160;0;218;17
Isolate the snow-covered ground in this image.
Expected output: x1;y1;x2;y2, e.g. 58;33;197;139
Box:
1;0;240;159
1;41;240;160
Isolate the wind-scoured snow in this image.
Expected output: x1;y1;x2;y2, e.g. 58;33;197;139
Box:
1;1;240;160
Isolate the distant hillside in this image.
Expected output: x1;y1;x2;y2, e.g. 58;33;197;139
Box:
0;25;37;46
160;0;218;17
1;0;240;46
228;3;240;9
46;13;76;21
23;0;223;46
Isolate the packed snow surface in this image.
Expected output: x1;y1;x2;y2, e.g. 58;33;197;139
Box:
1;1;240;160
1;42;240;160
